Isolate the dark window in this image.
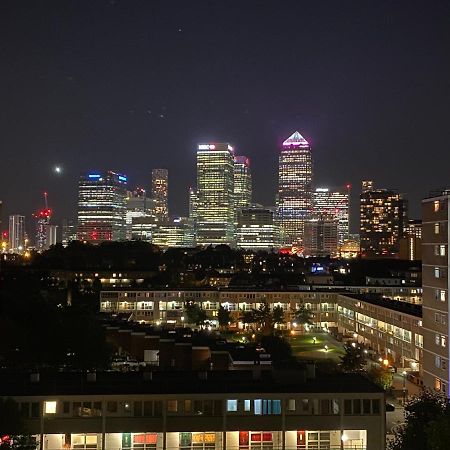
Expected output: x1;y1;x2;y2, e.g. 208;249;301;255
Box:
134;401;143;417
83;402;92;409
344;400;352;415
20;403;30;418
320;400;330;414
93;402;102;412
194;400;203;414
214;400;222;416
107;401;117;413
154;401;162;417
203;400;213;415
353;399;361;414
31;402;40;418
143;401;153;416
73;402;81;416
63;402;70;414
372;399;380;414
184;400;191;414
363;399;371;414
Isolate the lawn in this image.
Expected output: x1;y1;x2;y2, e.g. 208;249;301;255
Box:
289;332;345;360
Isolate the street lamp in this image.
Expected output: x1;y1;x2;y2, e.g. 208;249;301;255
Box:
402;370;407;404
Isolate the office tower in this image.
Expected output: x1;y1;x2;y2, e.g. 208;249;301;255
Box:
126;188;154;240
152;217;195;248
303;216;339;257
399;219;422;261
8;215;25;253
313;187;350;244
362;180;374;193
422;191;450;394
196;143;235;246
236;206;279;250
360;188;407;257
151;169;169;221
77;171;128;243
277;131;313;246
233;156;252;208
61;219;77;246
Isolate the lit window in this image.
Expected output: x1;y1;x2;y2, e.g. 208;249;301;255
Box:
226;400;238;412
435;334;440;346
244;400;251;412
167;400;178;412
435;223;440;234
288;399;296;411
254;399;262;415
442;336;447;348
45;401;57;414
435;268;441;278
434;201;440;212
441;291;446;302
440;245;446;256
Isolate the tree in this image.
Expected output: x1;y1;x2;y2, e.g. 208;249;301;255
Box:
368;365;394;390
272;306;285;327
252;302;273;335
0;398;36;449
388;390;450;450
339;343;366;372
240;310;255;328
184;301;207;327
291;304;314;334
260;335;294;367
217;306;232;330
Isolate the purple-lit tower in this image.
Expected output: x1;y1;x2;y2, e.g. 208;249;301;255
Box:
277;131;313;246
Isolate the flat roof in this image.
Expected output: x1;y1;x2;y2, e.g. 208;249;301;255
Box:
0;370;384;396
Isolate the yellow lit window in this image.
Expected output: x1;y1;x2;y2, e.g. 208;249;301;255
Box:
45;401;57;414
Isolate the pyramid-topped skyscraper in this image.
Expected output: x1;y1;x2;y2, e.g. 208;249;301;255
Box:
277;131;313;247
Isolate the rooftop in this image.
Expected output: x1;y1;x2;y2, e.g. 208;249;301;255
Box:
0;369;383;396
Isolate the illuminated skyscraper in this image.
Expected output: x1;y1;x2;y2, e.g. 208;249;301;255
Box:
8;214;25;253
233;156;252;208
277;131;313;246
196;143;235;246
151;169;169;221
360;188;407;257
303;215;339;257
313;186;350;244
362;180;374;193
126;188;154;240
77;171;128;242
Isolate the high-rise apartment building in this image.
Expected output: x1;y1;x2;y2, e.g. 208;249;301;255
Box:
44;224;58;249
277;131;313;246
196;143;235;246
9;214;25;253
77;171;128;243
362;180;374;193
233;156;252;208
236;206;279;250
151;169;169;221
422;192;450;395
313;187;349;244
360;188;407;257
399;219;422;261
303;216;339;257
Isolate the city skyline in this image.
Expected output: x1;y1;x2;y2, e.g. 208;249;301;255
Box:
1;1;449;228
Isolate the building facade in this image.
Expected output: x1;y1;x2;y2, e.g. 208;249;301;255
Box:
77;171;128;243
8;214;25;253
277;132;313;247
152;217;195;248
236;207;279;250
360;189;407;257
233;156;252;209
100;288;422;372
303;217;339;257
1;370;385;450
313;187;349;244
152;169;169;221
196;144;235;246
422;191;450;395
126;188;154;240
399;219;422;261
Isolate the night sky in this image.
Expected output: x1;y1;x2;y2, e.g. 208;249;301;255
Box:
1;0;450;232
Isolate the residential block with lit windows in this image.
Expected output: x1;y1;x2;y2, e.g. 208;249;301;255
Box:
422;191;450;394
100;288;423;372
1;369;385;450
